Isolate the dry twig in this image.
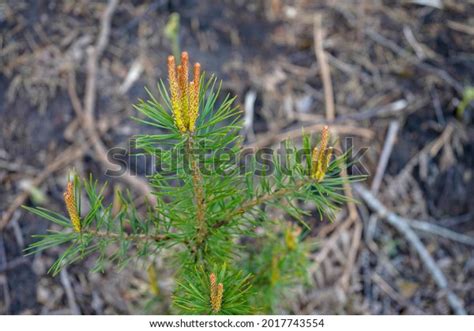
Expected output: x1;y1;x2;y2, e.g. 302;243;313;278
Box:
314;14;335;121
354;183;467;315
371;120;399;194
60;268;81;315
392;122;454;187
409;219;474;247
79;0;153;202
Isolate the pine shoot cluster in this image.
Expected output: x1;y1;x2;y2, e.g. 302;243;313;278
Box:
209;273;224;313
167;52;200;133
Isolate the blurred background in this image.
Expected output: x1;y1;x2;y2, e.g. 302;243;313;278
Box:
0;0;473;314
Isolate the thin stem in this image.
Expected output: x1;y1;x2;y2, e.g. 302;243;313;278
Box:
84;229;168;242
213;179;308;229
187;136;208;246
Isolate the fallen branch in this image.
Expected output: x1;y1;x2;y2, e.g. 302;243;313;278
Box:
60;268;81;315
392;122;454;187
371;120;399;194
80;0;154;203
314;13;335;121
410;219;474;248
353;183;467;315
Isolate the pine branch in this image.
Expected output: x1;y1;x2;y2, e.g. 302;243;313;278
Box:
213;179;308;229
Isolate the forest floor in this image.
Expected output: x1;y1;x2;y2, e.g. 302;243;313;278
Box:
0;0;473;314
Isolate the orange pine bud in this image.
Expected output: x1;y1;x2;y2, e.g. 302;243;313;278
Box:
63;181;81;232
180;52;189;91
193;63;201;95
209;273;218;312
167;56;178;98
319;125;329;154
209;273;217;298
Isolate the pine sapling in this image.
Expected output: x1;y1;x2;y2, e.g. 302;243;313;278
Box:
25;51;363;314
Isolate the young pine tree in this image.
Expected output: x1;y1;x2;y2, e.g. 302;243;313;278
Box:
25;52;360;314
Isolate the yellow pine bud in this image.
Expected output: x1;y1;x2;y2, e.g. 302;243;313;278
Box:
147;264;160;296
214;283;223;313
322;146;333;175
63;181;81;233
177;64;189;129
285;223;302;251
314;146;333;182
179;52;190;127
285;228;296;251
188;63;201;132
189;81;198;132
311;146;319;179
311;126;332;182
168;56;186;132
177;64;189;128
